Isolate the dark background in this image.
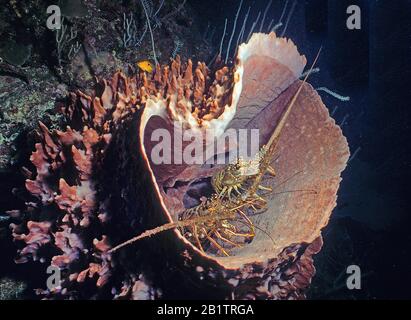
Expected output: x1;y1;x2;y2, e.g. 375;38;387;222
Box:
190;0;411;299
0;0;410;299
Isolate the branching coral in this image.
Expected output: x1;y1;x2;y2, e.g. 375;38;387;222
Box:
55;17;80;69
171;39;183;59
141;0;158;65
225;0;243;64
121;0;164;52
122;13;140;48
271;0;289;32
218;0;299;63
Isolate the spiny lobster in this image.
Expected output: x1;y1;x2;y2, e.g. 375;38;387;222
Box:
109;48;322;256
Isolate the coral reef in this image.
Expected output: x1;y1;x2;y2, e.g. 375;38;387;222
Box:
0;0;208;171
0;68;67;168
8;32;349;299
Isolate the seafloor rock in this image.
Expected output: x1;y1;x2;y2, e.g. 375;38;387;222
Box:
8;33;349;299
0;68;67;169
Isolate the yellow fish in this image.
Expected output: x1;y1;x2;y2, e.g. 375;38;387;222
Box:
136;60;154;73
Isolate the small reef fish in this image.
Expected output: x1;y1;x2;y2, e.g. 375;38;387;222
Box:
136;60;154;73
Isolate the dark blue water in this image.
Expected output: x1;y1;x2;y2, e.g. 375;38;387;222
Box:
191;0;411;299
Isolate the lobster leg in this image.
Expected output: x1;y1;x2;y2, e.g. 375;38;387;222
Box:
223;227;255;238
267;165;276;176
191;224;205;253
237;209;256;237
202;227;230;256
233;185;244;196
258;185;273;192
214;230;243;248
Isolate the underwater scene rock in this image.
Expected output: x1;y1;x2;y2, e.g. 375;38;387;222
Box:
8;32;349;300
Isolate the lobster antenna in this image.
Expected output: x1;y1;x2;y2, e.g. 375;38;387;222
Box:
236;219;276;249
108;221;179;254
108;206;240;254
266;47;322;150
